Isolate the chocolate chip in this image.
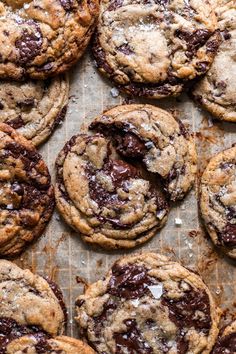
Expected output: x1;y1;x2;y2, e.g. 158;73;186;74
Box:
51;105;67;130
44;277;68;324
107;0;123;11
114;319;153;354
15;25;42;65
16;98;35;109
220;223;236;247
6;116;25;129
117;44;134;55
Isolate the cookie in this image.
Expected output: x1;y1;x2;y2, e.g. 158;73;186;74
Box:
55;133;169;249
0;260;66;350
212;320;236;353
75;252;221;353
191;0;236;122
90;104;197;201
200;145;236;259
0;75;69;146
0;0;99;80
0;123;54;257
92;0;220;99
5;335;95;354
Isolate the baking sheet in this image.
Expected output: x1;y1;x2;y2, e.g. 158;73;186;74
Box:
14;49;236;338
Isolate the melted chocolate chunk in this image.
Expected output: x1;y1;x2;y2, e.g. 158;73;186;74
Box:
220;223;236;247
108;263;154;299
163;288;211;332
108;0;123;11
44;277;67;324
175;29;211;57
6;116;25;129
16;98;35;110
114;319;153;354
212;331;236;354
16;25;42;65
52;105;67;130
117;44;134;55
0;317;43;354
87;158;138;208
115;133;147;159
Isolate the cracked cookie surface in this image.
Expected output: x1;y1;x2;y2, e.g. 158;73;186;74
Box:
0;0;99;80
55;133;169;249
0;260;66;352
0;75;69;146
200;146;236;259
90;104;197;201
0;123;54;257
93;0;220;98
5;334;95;354
212;320;236;353
192;0;236;122
75;252;220;354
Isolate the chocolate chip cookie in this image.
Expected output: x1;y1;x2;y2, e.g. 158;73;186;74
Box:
5;335;95;354
90;104;197;201
93;0;220;98
212;320;236;353
192;0;236;122
0;123;54;257
75;252;221;353
0;0;99;80
200;146;236;259
0;75;69;146
55;133;168;249
0;260;66;349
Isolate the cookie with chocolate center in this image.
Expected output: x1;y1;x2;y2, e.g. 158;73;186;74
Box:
0;75;69;146
200;145;236;259
93;0;220;98
192;0;236;122
75;252;221;353
90;104;197;201
0;123;54;257
0;0;99;79
55;133;169;249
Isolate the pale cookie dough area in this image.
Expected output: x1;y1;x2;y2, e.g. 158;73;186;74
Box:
200;146;236;259
0;123;54;257
0;0;99;79
93;0;220;98
55;133;169;249
75;253;220;354
0;75;69;146
90;104;197;201
192;0;236;121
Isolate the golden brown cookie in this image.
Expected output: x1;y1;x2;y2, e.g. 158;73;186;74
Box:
93;0;220;98
192;1;236;122
212;320;236;353
0;123;54;257
0;75;69;146
5;335;95;354
55;133;169;249
75;252;221;353
0;260;66;352
200;146;236;259
0;0;99;79
90;104;197;201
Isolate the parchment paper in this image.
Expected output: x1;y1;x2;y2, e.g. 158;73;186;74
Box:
14;49;236;337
